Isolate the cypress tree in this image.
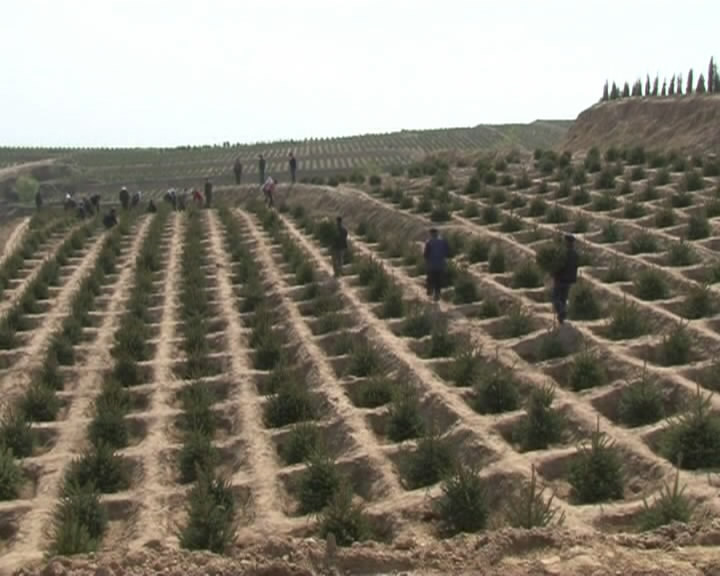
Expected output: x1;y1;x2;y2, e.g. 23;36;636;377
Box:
714;62;720;93
677;73;684;96
632;79;642;96
652;76;659;96
697;73;707;93
610;82;620;100
645;75;651;96
661;78;667;96
687;69;694;94
602;81;609;101
622;81;630;98
669;75;676;95
709;57;715;94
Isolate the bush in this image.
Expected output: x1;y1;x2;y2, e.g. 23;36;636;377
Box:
487;246;506;273
402;303;433;338
427;320;456;358
535;239;566;276
671;189;693;208
634;268;669;300
434;463;488;535
472;359;520;414
569;282;601;320
505;466;564;528
659;322;692;366
0;445;23;500
482;204;499;224
568;422;624;503
281;423;320;465
500;213;523;232
623;200;645;219
662;386;720;469
654;168;671;186
511;260;542;289
349;338;380;377
591;190;618;211
264;379;315;428
599;220;621;243
573;215;589;233
403;429;454;489
503;304;533;338
449;346;485;387
318;483;370;546
517;385;563;451
639;469;694;530
595;167;616;190
180;472;235;553
683;284;714;319
51;482;107;555
381;283;405;318
619;370;664;427
368;174;382;187
387;383;424;442
462;201;480;218
0;410;34;458
528;197;547;217
352;376;394;408
654;204;676;228
571;186;590;205
467;238;489;263
299;454;341;514
21;382;59;422
667;240;696;267
89;382;129;449
179;430;217;484
65;443;129;494
608;297;646;340
452;267;478;304
629;231;659;254
684;169;705;191
687;212;711;240
569;348;607;391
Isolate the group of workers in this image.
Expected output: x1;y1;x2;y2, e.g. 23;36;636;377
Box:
232;152;298;186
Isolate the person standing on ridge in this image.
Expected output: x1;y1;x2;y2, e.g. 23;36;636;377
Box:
35;189;43;210
551;234;579;324
204;178;213;208
289;152;297;184
333;217;349;277
258;154;266;185
119;186;130;210
233;158;243;184
424;227;450;302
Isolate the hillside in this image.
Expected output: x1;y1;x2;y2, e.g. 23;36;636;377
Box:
0;120;570;191
564;95;720;154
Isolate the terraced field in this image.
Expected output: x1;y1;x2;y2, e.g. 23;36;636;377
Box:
4;146;720;575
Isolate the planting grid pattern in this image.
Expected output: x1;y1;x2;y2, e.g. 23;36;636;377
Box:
3;151;720;565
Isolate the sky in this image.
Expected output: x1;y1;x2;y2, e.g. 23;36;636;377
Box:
1;0;719;147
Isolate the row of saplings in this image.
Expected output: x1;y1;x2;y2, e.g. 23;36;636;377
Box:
0;217;111;509
48;209;170;554
272;208;710;536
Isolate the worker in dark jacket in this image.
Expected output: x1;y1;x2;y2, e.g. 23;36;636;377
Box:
552;234;579;324
103;208;118;229
289;152;297;184
333;217;348;277
35;189;43;210
233;158;243;184
424;228;450;301
119;186;130;210
204;178;213;208
258;154;266;184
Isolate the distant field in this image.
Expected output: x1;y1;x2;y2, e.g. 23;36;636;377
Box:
0;120;570;193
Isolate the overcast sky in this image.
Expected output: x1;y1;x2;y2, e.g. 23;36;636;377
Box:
1;0;718;147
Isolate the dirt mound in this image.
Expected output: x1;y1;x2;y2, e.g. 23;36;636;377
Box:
563;95;720;154
12;525;720;576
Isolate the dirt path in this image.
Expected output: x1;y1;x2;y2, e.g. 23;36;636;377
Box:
2;217;154;571
130;212;182;548
0;217;30;267
0;227;110;413
205;210;285;531
238;209;405;498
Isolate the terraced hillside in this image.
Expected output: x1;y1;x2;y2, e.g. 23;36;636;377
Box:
4;144;720;575
0;121;570;195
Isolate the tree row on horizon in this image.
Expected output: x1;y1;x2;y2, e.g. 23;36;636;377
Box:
601;57;720;101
